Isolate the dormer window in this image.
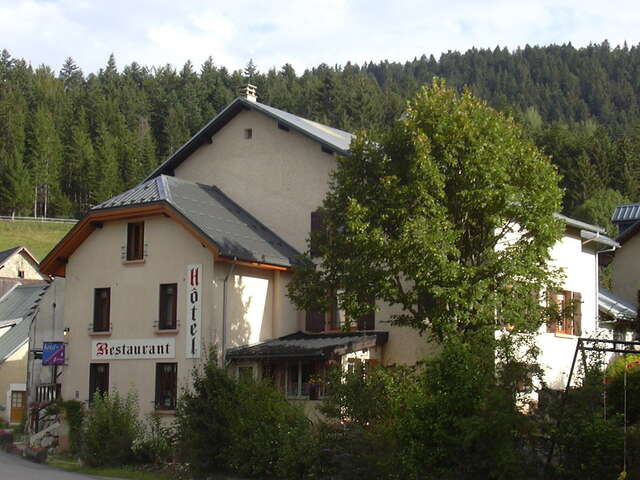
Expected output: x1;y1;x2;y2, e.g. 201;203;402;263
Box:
127;222;144;261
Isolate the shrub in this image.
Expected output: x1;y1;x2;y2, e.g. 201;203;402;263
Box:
397;335;540;480
60;400;84;454
175;350;317;478
175;350;239;475
133;413;175;465
226;380;315;479
606;354;640;424
81;391;140;467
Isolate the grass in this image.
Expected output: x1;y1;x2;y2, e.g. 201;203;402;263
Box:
0;220;73;261
48;456;174;480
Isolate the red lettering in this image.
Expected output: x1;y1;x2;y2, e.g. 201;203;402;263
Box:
96;343;108;356
190;267;199;286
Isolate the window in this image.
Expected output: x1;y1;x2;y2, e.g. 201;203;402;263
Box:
244;128;253;139
158;283;177;330
89;363;109;401
126;222;144;261
93;288;110;332
286;361;315;398
17;270;24;278
155;363;177;410
547;290;582;336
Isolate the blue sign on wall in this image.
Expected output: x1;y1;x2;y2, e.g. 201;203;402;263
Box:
42;342;66;365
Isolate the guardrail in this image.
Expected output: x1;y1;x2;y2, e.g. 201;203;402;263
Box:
0;216;78;224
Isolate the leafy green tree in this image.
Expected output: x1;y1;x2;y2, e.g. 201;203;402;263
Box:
572;188;628;237
288;79;563;341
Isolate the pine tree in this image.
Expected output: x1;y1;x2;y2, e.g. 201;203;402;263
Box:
28;106;62;217
94;123;121;202
0;156;32;216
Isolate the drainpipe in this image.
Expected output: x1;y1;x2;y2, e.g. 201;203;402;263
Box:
222;258;237;365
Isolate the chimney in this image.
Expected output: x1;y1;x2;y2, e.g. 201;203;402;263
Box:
240;84;257;102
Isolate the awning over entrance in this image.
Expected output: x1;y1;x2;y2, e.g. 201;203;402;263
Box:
226;331;389;360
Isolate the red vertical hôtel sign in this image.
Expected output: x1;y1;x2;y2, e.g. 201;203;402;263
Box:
185;264;202;358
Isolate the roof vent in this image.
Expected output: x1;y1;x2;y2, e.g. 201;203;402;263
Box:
240;84;257;102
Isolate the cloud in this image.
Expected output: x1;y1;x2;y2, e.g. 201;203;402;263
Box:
0;0;639;75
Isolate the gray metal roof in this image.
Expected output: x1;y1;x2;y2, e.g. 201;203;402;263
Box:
555;213;606;234
93;175;301;268
251;101;353;153
612;203;640;224
226;331;388;359
145;97;354;182
0;283;49;363
0;246;21;269
599;288;637;321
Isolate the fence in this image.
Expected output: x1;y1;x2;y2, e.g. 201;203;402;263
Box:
0;216;78;224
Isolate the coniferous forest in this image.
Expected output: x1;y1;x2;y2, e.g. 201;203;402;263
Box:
1;41;640;232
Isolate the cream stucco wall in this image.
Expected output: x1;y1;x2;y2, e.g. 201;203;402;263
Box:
60;214;296;417
0;341;28;422
61;216;215;416
174;109;338;254
611;233;640;306
536;228;601;389
0;250;47;281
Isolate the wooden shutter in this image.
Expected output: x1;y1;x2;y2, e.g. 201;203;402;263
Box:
159;283;177;330
93;288;110;332
127;222;144;260
572;291;582;336
310;210;324;257
546;291;558;333
306;311;326;333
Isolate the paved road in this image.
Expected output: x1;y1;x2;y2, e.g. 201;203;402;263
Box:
0;449;118;480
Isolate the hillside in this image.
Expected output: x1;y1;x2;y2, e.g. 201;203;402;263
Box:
0;220;73;262
1;41;640;229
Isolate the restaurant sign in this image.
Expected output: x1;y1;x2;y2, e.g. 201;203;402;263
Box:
185;264;202;359
91;338;175;360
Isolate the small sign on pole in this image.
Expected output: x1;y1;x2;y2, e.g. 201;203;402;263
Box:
42;342;66;365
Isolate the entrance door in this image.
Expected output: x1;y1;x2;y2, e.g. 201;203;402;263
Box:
10;390;26;424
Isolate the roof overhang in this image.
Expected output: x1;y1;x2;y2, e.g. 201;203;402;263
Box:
580;230;620;249
145;97;351;182
226;331;389;360
40;202;292;277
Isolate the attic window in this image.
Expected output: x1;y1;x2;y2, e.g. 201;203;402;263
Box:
321;146;335;155
17;270;25;279
278;122;290;132
244;128;253;139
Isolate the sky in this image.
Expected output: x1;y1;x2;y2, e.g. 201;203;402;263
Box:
1;0;640;75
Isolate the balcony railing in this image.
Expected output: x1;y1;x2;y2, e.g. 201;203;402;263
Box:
35;383;61;403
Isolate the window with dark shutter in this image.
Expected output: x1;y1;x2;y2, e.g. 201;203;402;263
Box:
89;363;109;402
93;288;111;332
572;292;582;336
159;283;178;330
310;210;325;257
127;222;144;261
155;363;177;410
306;310;326;333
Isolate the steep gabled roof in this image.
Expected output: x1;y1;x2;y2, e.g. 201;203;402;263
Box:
0;246;39;270
145;97;354;181
0;283;49;363
41;175;301;276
